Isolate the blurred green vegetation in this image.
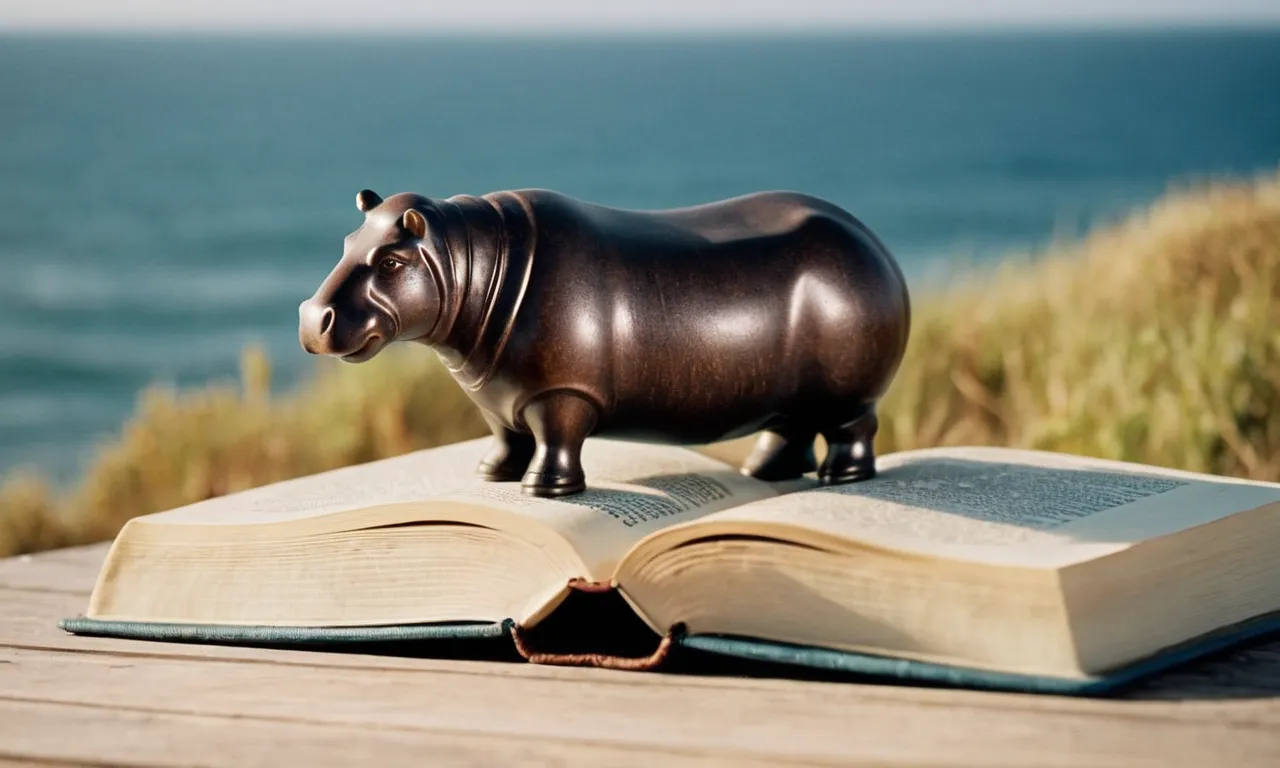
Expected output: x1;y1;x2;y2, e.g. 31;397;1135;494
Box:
876;171;1280;479
3;172;1279;557
0;349;488;556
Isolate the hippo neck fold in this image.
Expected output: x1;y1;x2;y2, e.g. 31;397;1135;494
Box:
424;191;536;392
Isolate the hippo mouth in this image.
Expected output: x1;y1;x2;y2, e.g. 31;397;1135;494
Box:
341;334;385;363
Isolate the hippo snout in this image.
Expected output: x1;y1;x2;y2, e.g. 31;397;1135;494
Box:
298;298;389;362
298;299;336;355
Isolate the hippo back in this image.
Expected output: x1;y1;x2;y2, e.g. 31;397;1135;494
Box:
457;189;910;444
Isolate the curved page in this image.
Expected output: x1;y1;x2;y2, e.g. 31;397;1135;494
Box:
127;437;783;579
622;446;1280;571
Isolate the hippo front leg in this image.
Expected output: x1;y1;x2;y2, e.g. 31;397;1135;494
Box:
476;412;536;482
519;390;599;497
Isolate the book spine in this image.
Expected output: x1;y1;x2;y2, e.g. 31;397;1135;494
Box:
508;578;682;670
511;624;679;670
564;577;615;594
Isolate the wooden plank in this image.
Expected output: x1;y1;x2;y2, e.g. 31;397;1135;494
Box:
9;541;1280;707
3;647;1278;767
18;543;1280;701
6;545;1280;766
0;699;806;768
0;543;106;594
2;586;540;675
12;582;1280;710
6;542;107;566
16;544;1280;700
6;586;1019;702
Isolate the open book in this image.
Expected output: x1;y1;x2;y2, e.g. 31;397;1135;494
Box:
63;438;1280;695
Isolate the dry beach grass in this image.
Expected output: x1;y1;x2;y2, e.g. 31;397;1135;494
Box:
3;171;1279;556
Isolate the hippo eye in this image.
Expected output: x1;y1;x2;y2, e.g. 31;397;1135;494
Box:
376;257;404;276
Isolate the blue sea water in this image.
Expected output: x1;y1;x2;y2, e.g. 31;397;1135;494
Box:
1;29;1278;481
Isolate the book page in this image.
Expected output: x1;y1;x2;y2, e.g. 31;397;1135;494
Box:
137;436;793;577
139;438;503;526
428;445;801;577
687;446;1280;566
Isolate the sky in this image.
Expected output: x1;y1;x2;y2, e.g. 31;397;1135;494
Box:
2;0;1279;33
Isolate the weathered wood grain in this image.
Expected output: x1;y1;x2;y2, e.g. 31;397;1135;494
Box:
0;699;815;768
19;543;1280;702
12;584;1280;714
0;543;105;594
4;646;1280;767
3;544;1280;767
4;586;1100;709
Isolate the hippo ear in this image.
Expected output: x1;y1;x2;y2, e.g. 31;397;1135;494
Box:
355;189;383;212
402;209;427;239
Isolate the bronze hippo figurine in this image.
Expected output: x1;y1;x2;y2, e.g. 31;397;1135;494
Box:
300;188;911;497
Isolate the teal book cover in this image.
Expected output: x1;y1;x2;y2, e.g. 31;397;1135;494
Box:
58;608;1280;697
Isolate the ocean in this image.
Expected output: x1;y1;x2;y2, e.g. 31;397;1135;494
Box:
1;29;1278;482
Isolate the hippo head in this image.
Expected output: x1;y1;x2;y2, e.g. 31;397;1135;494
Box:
299;189;445;363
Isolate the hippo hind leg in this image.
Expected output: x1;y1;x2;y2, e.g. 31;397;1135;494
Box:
740;424;818;482
519;390;599;498
476;412;536;482
818;406;878;485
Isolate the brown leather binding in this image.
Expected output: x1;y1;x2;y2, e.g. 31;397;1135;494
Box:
565;577;616;594
508;578;679;669
511;624;683;671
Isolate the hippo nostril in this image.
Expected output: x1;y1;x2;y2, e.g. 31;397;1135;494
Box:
319;307;335;336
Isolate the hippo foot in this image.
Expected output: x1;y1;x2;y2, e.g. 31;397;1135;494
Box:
477;460;528;482
817;452;876;485
818;408;879;486
518;390;598;498
476;449;533;482
477;418;536;482
740;428;818;482
521;471;587;498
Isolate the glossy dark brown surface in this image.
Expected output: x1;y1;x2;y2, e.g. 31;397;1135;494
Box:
300;188;911;496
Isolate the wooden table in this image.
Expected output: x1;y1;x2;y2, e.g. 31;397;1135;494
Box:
3;543;1280;767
